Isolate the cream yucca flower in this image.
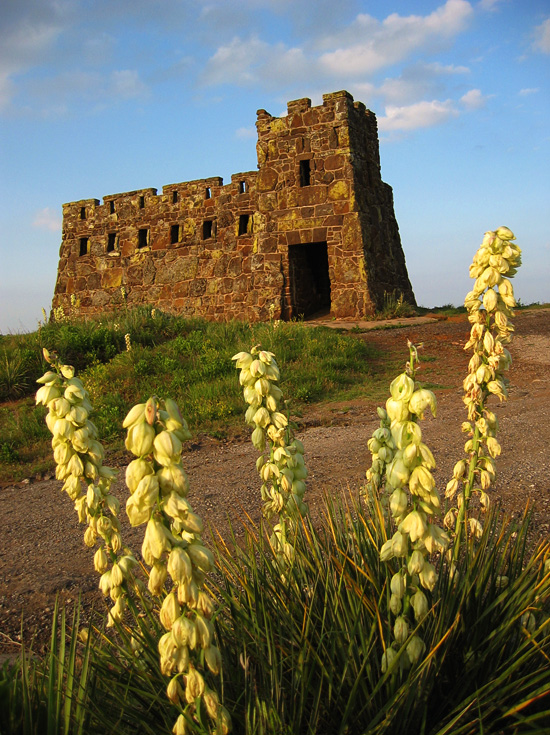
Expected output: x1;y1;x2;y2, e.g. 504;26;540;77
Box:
36;350;135;627
233;345;308;567
121;395;229;733
363;342;447;670
451;227;521;555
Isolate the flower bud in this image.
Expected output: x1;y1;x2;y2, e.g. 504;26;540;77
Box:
126;458;154;493
94;547;109;574
406;635;426;664
419;562;437;591
391;531;408;557
185;666;205;703
251;426;266;450
160;591;181;630
495;226;514;241
390;488;408;517
389;593;402;615
167;547;193;583
394;616;409;645
125;422;155;457
390;571;406;598
187;543;215;574
408;550;425;575
203;689;220;719
381;647;397;673
166;676;183;705
380;539;394;561
143;518;171;561
410;590;429;622
483;288;498;312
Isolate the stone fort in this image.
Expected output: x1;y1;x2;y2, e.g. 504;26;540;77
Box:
52;90;415;322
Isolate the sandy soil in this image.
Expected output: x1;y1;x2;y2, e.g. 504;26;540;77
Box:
1;309;549;657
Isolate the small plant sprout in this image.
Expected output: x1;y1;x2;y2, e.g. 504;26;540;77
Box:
35;349;136;627
232;346;308;564
123;396;231;735
447;227;522;557
364;341;448;671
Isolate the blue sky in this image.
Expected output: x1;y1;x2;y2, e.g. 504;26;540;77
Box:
1;0;548;333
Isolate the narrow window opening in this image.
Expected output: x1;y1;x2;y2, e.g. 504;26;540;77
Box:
239;180;247;194
299;159;311;187
205;187;211;199
80;207;86;220
170;224;180;244
109;201;115;214
203;220;213;239
238;214;251;236
107;232;117;252
172;191;178;204
139;195;145;209
138;228;149;249
79;237;89;256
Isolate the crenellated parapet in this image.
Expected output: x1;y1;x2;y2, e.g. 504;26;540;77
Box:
53;91;415;322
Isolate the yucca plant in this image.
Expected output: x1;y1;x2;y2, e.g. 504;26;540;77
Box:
211;492;550;734
0;599;94;735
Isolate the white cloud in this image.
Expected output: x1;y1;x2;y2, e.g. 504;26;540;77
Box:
519;87;539;96
378;99;458;131
532;18;550;54
32;207;62;232
319;0;473;76
202;36;266;85
202;36;309;88
235;126;256;139
378;62;469;105
460;88;487;109
478;0;504;12
109;70;148;100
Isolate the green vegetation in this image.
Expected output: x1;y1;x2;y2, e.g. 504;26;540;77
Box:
2;494;549;734
0;309;394;483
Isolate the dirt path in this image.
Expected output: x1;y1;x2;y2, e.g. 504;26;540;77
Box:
1;309;549;656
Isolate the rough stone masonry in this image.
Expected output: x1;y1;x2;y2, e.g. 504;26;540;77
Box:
52;90;416;322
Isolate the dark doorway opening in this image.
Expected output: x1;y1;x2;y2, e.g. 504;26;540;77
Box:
288;242;331;318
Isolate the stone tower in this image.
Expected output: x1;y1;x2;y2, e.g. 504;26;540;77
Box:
52;90;415;321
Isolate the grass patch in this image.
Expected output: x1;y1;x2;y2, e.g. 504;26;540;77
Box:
0;310;398;484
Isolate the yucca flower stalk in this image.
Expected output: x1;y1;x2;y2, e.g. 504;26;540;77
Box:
123;396;230;735
36;349;137;627
232;345;308;565
447;227;522;558
364;342;449;670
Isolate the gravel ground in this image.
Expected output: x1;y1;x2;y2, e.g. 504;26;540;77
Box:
1;309;549;658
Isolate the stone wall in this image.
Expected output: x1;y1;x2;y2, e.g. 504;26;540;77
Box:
52;90;415;322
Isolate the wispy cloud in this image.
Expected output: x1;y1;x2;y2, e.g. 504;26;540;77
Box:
532;18;550;54
201;36;309;88
477;0;504;12
377;62;469;105
519;87;539;96
378;99;458;131
235;126;256;139
0;0;68;111
18;68;149;117
32;207;62;232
